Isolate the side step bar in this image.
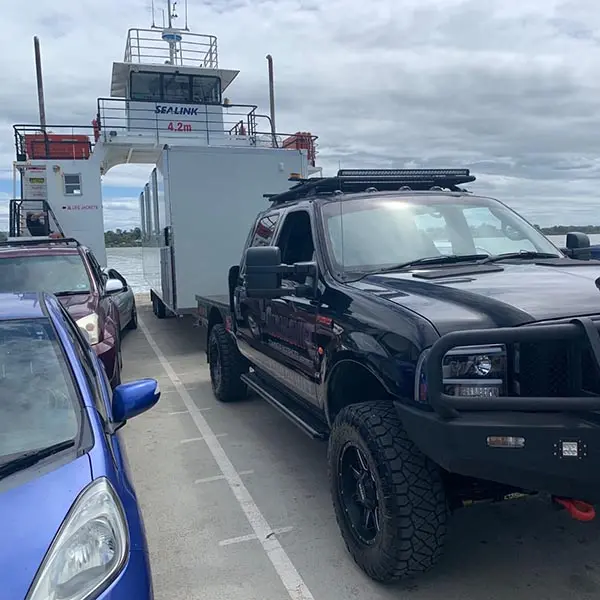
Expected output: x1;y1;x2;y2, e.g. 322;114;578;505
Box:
241;373;329;440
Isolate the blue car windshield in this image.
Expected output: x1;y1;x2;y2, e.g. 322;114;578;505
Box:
0;318;80;461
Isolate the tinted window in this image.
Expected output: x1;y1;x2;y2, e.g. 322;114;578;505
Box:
130;71;221;105
191;75;221;104
85;250;105;285
320;195;560;274
0;318;79;459
0;254;92;294
64;174;82;195
250;213;280;247
163;73;191;103
130;71;162;101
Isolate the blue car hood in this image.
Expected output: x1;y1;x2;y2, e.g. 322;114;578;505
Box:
0;454;92;599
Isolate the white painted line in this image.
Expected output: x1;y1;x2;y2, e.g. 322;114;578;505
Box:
219;526;295;547
138;318;316;600
180;433;227;444
195;469;254;485
169;407;212;416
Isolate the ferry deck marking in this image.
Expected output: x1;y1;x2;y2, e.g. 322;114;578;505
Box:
195;469;254;485
138;317;316;600
219;526;295;547
180;433;227;444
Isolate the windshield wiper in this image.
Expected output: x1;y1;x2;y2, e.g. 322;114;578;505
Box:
377;253;490;273
480;251;560;264
347;254;489;282
0;439;75;480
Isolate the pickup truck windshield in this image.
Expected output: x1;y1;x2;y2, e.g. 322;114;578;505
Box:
319;195;562;275
0;254;92;295
0;318;79;466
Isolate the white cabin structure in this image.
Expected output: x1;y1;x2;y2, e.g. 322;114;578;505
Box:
11;3;320;313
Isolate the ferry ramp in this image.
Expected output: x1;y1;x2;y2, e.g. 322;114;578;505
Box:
120;295;600;600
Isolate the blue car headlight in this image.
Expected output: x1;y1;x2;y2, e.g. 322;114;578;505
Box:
26;478;129;600
415;344;507;403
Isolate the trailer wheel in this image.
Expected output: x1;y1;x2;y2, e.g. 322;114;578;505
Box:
328;401;448;583
208;324;247;402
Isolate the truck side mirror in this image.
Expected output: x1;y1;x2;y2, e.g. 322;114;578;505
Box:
244;246;318;299
244;246;285;298
566;232;591;260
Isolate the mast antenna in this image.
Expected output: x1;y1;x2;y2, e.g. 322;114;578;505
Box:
151;0;156;27
33;36;47;132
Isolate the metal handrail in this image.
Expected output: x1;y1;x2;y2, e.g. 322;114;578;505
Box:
95;97;318;161
124;28;218;68
9;199;65;239
13;125;96;162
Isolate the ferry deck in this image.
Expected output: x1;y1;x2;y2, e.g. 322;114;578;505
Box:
122;294;600;600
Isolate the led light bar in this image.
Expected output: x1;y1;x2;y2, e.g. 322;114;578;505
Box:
337;169;471;178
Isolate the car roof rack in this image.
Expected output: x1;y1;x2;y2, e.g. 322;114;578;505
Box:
0;237;81;248
264;168;476;205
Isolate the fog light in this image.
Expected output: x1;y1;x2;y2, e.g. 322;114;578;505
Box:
561;441;579;458
487;436;525;449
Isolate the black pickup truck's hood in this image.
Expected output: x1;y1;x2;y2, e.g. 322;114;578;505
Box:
349;263;600;335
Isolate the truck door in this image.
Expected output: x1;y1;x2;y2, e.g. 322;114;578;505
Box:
257;209;320;404
234;211;282;366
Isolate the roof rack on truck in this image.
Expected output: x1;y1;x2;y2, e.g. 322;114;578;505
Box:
264;168;476;205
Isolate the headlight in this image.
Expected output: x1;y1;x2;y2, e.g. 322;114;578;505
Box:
26;478;129;600
76;313;101;345
415;344;507;403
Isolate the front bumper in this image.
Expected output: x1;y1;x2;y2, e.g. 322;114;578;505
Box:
399;316;600;501
97;548;153;599
396;403;600;501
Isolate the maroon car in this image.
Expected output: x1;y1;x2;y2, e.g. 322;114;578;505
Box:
0;238;125;387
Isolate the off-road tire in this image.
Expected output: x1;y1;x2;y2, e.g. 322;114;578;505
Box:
328;401;448;582
208;324;247;402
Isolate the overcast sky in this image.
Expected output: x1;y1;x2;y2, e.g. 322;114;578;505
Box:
1;0;599;231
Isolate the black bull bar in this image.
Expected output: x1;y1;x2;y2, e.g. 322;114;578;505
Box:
426;317;600;419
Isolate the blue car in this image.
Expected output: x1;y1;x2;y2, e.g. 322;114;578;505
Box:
0;291;159;599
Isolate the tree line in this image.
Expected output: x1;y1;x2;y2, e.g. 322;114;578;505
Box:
1;224;599;247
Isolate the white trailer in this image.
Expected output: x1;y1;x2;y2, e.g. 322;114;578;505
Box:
140;144;312;315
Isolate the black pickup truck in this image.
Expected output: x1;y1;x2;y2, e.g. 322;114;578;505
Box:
195;169;600;583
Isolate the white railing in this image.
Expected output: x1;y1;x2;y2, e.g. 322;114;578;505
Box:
124;28;218;68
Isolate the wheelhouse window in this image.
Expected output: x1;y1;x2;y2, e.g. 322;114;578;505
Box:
162;73;191;103
129;71;222;104
130;71;163;102
64;174;82;196
191;75;221;104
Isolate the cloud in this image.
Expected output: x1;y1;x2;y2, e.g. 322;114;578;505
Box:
1;0;600;232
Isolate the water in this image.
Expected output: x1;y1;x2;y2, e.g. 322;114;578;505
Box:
106;247;149;293
108;234;600;294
